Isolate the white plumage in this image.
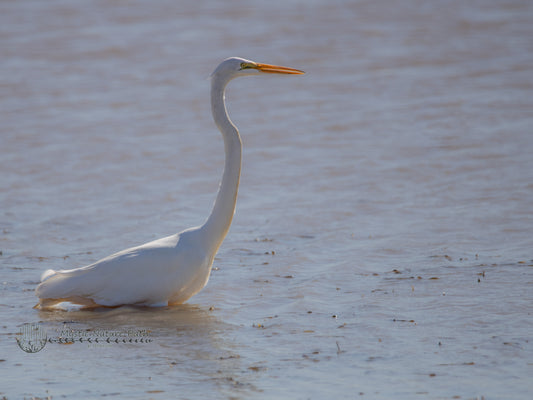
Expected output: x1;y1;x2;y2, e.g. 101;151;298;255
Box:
35;57;303;310
37;230;209;308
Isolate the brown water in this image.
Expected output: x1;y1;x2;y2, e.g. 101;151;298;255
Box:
1;0;532;398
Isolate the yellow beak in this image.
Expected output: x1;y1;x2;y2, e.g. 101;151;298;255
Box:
254;63;305;75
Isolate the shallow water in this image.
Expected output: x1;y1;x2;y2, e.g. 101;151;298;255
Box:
1;0;532;399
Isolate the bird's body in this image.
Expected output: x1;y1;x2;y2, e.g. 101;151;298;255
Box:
35;57;303;310
37;229;210;308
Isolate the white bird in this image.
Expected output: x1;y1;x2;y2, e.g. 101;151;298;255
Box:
35;57;304;310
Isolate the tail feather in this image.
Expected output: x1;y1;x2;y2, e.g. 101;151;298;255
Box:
40;269;56;282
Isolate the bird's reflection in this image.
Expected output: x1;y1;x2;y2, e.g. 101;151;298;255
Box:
37;302;221;338
35;303;257;396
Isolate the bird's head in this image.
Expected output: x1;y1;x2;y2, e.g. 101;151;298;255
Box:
210;57;304;82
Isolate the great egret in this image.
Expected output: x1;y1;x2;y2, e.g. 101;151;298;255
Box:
35;57;304;310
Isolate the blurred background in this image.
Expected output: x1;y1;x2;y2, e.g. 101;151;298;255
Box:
1;1;532;399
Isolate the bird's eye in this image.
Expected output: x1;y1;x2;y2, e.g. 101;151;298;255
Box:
240;62;251;70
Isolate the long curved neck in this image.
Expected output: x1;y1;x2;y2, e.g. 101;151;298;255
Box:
201;75;242;255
